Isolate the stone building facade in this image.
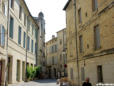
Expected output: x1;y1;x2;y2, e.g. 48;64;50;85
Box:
57;29;67;78
46;36;58;79
45;29;67;79
64;0;114;85
0;0;39;85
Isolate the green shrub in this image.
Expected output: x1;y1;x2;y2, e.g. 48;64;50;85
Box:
26;65;41;81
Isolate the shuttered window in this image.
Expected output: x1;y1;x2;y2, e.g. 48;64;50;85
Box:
79;35;83;53
92;0;98;11
24;14;26;26
9;16;14;39
18;26;21;45
52;57;54;65
10;0;14;9
78;8;82;23
94;25;100;50
23;32;26;48
31;40;33;53
0;25;5;47
27;17;30;31
19;5;22;20
27;36;30;51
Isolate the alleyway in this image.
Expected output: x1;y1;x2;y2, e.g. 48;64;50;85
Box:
9;79;58;86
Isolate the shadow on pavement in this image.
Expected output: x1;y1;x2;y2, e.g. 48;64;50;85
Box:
33;79;57;83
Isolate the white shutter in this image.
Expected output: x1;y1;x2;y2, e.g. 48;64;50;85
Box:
5;3;7;16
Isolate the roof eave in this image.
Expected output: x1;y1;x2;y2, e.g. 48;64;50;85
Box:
63;0;71;10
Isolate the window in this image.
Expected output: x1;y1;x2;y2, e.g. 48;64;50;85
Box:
35;29;38;40
33;43;38;54
60;39;62;45
9;16;14;39
55;45;57;52
10;0;14;9
24;14;26;26
49;47;51;53
70;68;74;80
2;2;7;16
27;36;30;51
35;42;37;54
27;17;30;31
81;67;85;81
94;25;100;50
78;8;82;23
31;40;33;53
18;26;21;44
32;24;34;35
52;46;54;53
52;57;54;65
97;65;103;83
23;32;26;48
79;35;83;53
19;5;22;20
92;0;98;11
0;25;5;47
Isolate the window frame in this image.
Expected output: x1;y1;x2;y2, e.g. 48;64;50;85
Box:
79;35;83;53
10;0;14;10
23;32;26;48
31;39;33;53
92;0;98;11
0;25;5;47
27;36;30;51
18;26;22;45
19;5;22;20
94;25;101;50
9;16;14;39
78;8;82;23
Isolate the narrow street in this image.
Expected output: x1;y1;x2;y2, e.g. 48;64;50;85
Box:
9;79;58;86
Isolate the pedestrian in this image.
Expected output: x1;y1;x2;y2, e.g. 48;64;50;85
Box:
56;79;60;85
82;77;92;86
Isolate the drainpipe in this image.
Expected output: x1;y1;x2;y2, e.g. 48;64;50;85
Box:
25;17;29;82
73;0;80;85
5;0;10;86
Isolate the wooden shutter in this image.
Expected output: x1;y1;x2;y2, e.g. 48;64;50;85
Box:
94;25;100;50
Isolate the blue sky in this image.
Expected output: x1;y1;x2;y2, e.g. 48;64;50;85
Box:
25;0;68;42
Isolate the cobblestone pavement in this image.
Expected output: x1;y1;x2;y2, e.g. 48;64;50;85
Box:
9;79;58;86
